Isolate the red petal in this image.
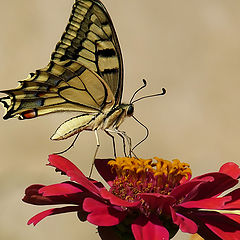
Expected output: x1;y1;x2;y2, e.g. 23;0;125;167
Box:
48;154;100;195
27;206;80;225
94;159;116;186
24;184;45;195
224;188;240;209
100;189;140;207
170;181;204;200
171;208;198;234
184;173;238;201
205;220;240;240
39;182;83;196
138;193;175;210
224;214;240;224
131;215;169;240
23;184;58;205
179;210;240;240
179;196;231;209
83;198;126;226
219;162;240;179
23;182;101;206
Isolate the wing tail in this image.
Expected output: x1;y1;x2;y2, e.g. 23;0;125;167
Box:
0;96;11;119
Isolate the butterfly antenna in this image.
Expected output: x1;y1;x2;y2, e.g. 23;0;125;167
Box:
131;115;149;152
132;87;166;104
130;79;147;103
54;132;80;155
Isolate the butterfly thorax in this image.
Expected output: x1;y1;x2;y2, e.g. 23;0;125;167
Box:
101;103;134;130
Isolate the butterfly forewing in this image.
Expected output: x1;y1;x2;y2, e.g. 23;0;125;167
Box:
51;0;123;105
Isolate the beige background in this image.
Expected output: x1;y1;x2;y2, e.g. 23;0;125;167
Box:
0;0;240;239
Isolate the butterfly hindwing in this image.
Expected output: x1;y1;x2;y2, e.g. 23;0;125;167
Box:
51;0;123;105
1;60;114;120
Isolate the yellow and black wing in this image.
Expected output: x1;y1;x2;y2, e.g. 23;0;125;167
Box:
52;0;123;105
1;60;114;120
0;0;123;120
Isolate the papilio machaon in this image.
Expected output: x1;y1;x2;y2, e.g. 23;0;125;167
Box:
0;0;131;140
0;0;165;155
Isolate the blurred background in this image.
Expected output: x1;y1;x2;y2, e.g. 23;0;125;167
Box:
0;0;240;239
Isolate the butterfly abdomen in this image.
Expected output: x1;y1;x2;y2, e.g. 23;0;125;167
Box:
51;114;96;140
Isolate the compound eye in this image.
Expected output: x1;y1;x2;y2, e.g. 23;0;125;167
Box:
127;105;134;116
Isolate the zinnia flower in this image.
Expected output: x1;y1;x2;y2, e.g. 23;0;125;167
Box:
23;154;240;240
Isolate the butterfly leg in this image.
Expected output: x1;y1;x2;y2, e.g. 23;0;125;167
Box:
89;130;100;178
106;129;128;156
105;129;129;157
54;132;80;155
115;131;127;157
117;130;139;158
104;130;117;158
115;129;135;157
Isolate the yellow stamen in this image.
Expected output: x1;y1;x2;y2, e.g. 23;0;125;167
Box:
109;157;192;183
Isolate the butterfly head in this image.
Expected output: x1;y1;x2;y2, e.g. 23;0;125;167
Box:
116;103;134;117
126;104;134;116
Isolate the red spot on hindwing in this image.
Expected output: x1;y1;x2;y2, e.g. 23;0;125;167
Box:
21;109;38;119
37;93;45;97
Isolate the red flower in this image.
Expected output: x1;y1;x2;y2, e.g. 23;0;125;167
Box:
23;155;240;240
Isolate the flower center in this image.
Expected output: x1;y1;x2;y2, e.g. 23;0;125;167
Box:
108;157;191;202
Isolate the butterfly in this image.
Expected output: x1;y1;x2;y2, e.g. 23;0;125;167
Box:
0;0;165;156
